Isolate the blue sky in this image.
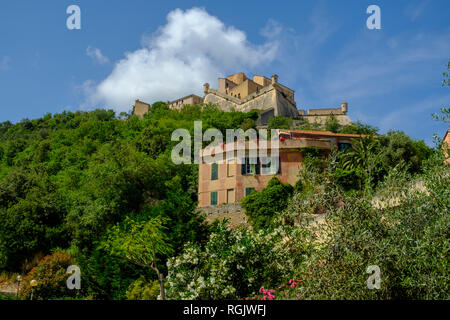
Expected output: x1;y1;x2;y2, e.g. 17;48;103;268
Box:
0;0;449;145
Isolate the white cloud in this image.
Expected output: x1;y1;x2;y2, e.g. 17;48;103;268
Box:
0;56;11;70
405;0;431;22
83;7;278;111
86;46;110;65
260;19;283;39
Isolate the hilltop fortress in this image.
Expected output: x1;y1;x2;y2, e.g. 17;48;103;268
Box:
134;72;351;126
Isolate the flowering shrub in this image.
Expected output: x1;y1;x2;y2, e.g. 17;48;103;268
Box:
246;264;330;300
19;252;76;300
166;221;312;299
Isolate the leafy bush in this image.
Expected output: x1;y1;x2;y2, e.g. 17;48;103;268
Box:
240;118;256;131
324;115;341;133
280;187;343;226
282;154;449;299
332;168;362;191
297;148;332;192
126;277;160;300
18;252;75;300
241;177;294;230
268;116;292;130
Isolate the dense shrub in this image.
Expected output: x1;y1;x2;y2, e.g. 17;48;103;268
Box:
332;168;362;191
241;177;294;230
18;252;75;300
324;115;340;133
281;153;449;299
126;277;160;300
240;118;256;131
268;116;292;130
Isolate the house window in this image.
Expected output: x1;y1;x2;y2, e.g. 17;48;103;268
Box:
210;191;218;206
211;163;218;180
261;156;281;175
245;187;255;196
241;157;260;175
338;142;352;152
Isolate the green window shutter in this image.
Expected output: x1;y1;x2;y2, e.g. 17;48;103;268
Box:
211;163;218;180
255;157;261;175
245;187;255;196
210;191;218;205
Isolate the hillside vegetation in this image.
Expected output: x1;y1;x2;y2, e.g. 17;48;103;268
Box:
0;100;447;300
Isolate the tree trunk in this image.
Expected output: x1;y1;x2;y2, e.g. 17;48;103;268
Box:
152;262;166;300
118;255;167;300
158;272;166;300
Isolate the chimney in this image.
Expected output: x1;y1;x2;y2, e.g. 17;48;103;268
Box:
271;74;278;84
203;83;210;95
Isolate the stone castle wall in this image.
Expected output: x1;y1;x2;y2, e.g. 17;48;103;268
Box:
203;82;298;119
296;114;352;126
133;73;352;126
134;100;150;119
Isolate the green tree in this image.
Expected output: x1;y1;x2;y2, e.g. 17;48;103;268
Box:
0;169;66;270
340;136;381;192
148;176;209;254
102;216;173;300
340;121;379;135
377;131;432;174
